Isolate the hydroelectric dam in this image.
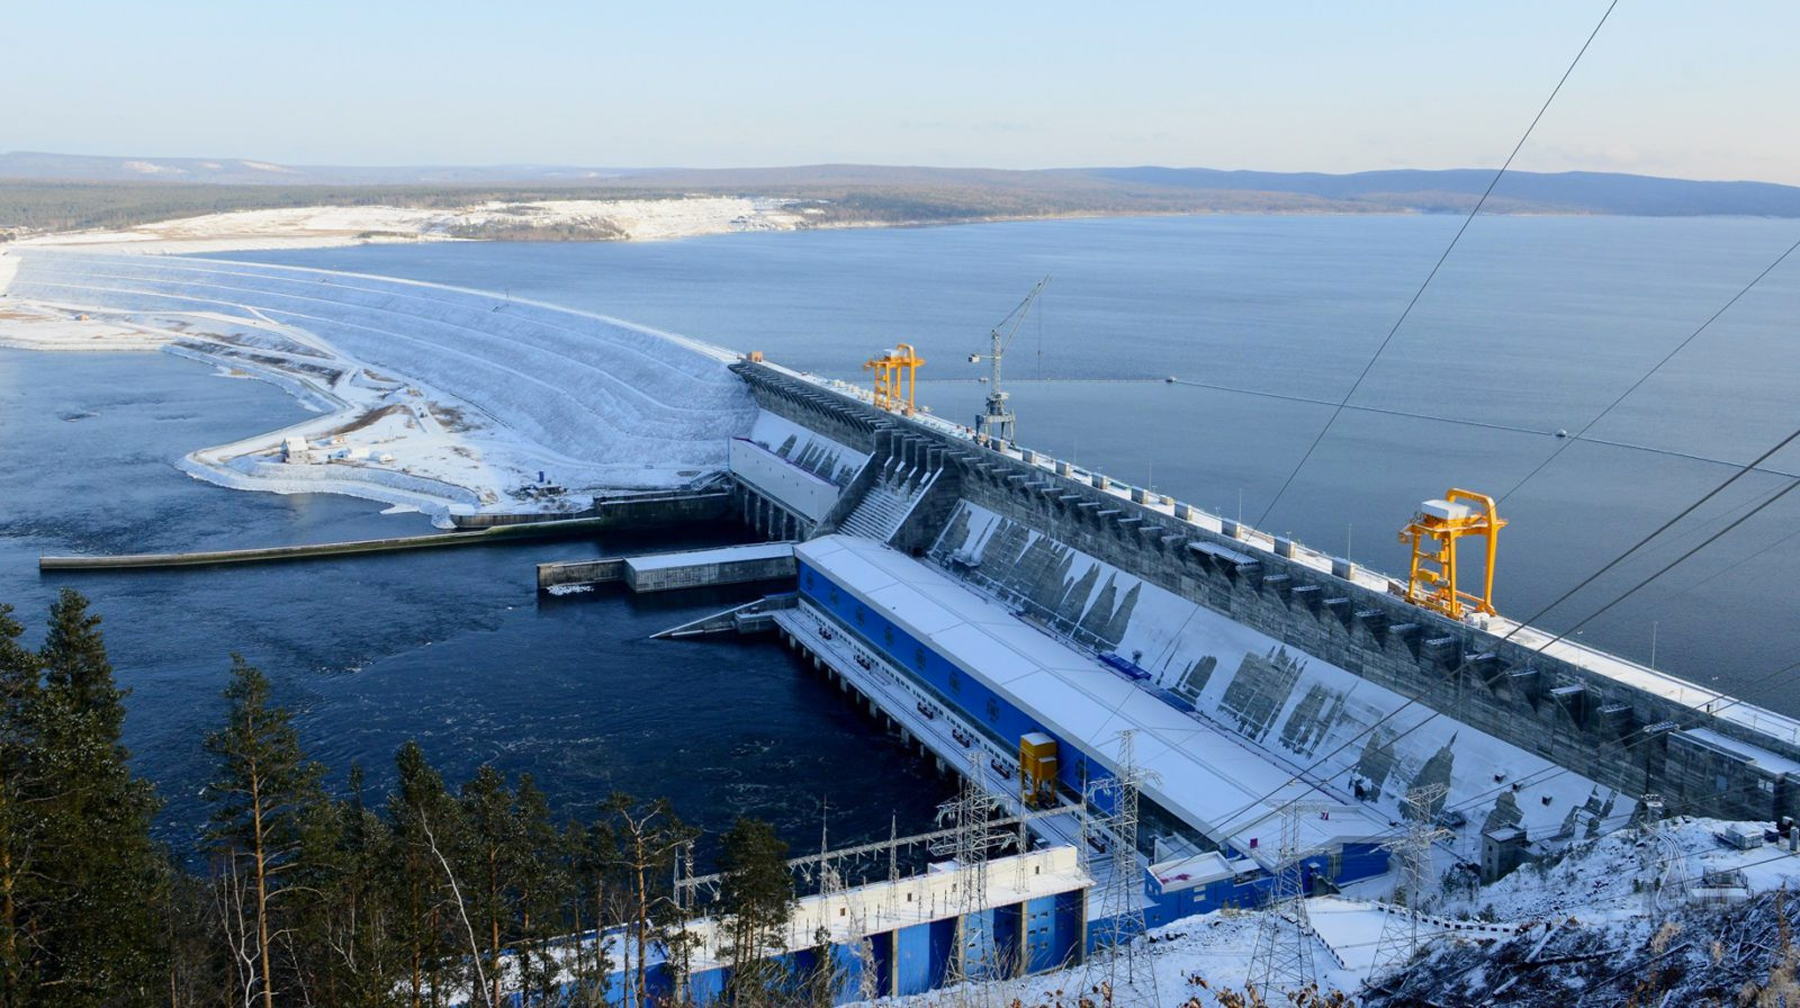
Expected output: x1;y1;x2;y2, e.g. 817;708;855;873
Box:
9;250;1800;1002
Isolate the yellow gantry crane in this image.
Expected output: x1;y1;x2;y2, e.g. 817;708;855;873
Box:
864;342;924;416
1398;488;1506;621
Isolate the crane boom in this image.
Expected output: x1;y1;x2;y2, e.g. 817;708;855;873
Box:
971;276;1049;444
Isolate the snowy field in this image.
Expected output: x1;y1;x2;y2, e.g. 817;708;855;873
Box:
0;250;760;521
10;196;818;254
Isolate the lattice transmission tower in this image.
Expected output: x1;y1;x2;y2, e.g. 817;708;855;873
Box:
1371;784;1454;978
815;810;880;1005
1637;793;1689;925
1081;730;1162;1003
1250;799;1339;996
930;749;1014;989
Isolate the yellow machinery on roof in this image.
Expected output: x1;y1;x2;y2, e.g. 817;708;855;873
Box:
1019;732;1059;809
864;343;923;416
1398;488;1506;621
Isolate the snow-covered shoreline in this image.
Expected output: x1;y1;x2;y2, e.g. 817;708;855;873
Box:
10;195;821;255
0;250;759;523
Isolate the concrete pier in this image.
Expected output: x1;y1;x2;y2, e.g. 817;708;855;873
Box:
40;515;622;571
537;542;796;593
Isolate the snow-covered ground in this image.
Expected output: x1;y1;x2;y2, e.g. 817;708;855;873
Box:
867;817;1800;1006
11;196;819;254
0;250;759;522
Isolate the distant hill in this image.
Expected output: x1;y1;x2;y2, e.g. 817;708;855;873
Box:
0;151;642;187
6;152;1800;236
1086;166;1800;217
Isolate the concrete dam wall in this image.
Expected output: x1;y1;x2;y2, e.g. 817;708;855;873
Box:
735;361;1800;830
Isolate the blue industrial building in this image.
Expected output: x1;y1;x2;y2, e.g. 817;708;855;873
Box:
790;535;1391;941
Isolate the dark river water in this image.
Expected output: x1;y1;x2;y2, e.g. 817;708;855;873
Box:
4;213;1798;853
0;351;949;857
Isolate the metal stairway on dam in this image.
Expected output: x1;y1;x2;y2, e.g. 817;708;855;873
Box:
837;459;940;543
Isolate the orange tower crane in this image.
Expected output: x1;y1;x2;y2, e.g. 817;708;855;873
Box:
863;343;924;416
1397;488;1506;621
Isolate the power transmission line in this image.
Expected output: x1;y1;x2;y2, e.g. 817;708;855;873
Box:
1256;0;1621;529
1494;235;1800;505
1208;419;1800;848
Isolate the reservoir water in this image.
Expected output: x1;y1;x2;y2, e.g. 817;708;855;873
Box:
5;214;1798;851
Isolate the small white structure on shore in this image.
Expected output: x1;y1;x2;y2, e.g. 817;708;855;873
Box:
282;436;314;464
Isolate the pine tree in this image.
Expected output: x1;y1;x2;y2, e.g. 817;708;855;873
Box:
510;775;568;1007
0;603;39;1006
718;816;794;1007
566;818;617;1008
28;590;163;1006
601;794;694;1008
40;589;124;740
203;655;328;1008
320;764;404;1008
459;765;519;1008
389;741;463;1008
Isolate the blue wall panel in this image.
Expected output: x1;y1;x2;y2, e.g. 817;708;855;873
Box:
685;966;725;1006
871;928;896;998
801;560;1113;804
894;918;954;996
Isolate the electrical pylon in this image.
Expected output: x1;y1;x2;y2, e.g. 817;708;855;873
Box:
1250;799;1338;996
1638;793;1688;924
931;749;1006;988
1082;730;1162;1003
817;817;879;1004
1371;784;1454;977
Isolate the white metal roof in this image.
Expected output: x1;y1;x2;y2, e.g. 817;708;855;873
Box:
624;541;794;572
797;535;1388;866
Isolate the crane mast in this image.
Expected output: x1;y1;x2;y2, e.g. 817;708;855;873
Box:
970;276;1049;445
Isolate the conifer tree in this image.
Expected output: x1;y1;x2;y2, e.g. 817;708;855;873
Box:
389;740;462;1008
510;775;568;1006
566;818;617;1008
718;816;794;1007
321;764;403;1008
203;655;328;1008
601;793;694;1008
0;603;39;1006
30;590;163;1006
40;589;124;739
459;764;519;1008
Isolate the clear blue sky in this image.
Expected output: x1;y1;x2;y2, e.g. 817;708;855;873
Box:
6;0;1796;183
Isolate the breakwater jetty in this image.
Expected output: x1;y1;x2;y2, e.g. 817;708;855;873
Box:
38;515;631;571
